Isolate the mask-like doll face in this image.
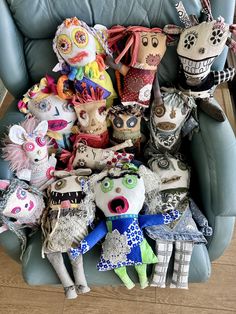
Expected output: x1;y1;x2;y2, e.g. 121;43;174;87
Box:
3;187;38;219
149;155;189;191
75;100;108;134
111;113;141;134
23;135;48;163
28;95;76;135
73;143;103;169
55;21;96;67
94;170;145;217
177;20;230;78
134;32;167;70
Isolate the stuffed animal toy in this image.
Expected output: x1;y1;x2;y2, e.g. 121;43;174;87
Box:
144;153;212;289
41;169;97;299
0;178;45;258
164;0;236;121
53;17;117;107
70;164;180;290
106;25;168;108
2;117;57;190
18;76;77;150
60;140;134;171
108;103;145;156
145;86;197;157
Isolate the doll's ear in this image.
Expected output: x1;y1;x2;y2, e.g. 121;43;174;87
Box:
9;125;28;145
0;180;10;191
34;120;48;137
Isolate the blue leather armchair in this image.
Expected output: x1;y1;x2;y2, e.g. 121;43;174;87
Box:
0;0;236;287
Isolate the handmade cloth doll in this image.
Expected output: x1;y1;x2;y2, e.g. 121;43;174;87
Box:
18;76;77;150
0;179;45;258
41;170;97;299
164;1;236;121
60;140;134;171
71;85;110;148
108;103;145;156
2;117;57;190
145;86;197;157
144;153;212;289
53;17;117;107
106;25;168;108
70;165;180;290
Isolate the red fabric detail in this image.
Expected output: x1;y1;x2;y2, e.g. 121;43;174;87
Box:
46;166;55;179
74;130;109;148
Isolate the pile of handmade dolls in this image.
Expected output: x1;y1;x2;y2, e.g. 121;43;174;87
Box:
1;1;236;299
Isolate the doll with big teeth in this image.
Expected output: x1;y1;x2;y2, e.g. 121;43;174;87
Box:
70;164;180;289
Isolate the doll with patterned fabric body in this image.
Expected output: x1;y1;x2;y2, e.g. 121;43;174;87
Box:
106;26;168;108
70;165;180;290
2;117;57;190
53;17;117;107
164;1;236;121
144;153;212;289
41;170;99;299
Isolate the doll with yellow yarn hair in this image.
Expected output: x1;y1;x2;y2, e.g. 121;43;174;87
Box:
53;17;117;107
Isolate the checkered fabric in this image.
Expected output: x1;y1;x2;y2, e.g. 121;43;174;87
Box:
213;68;235;86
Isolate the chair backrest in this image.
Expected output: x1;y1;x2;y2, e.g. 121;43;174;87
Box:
0;0;235;98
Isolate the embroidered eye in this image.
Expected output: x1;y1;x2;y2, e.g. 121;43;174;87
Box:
77;159;86;167
36;100;51;112
101;178;114;193
16;188;27;200
113;116;124;128
155;104;166;117
55;179;66;190
11;207;21;214
142;36;148;47
78;110;89;127
177;161;187;171
96;106;107;123
126;116;138;128
57;34;72;54
24;142;35;152
209;29;224;46
183;32;198;49
35;137;46;147
63;102;74;112
157;158;170;169
72;28;88;48
122;175;137;189
152;37;159;48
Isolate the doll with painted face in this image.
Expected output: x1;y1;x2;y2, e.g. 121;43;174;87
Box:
2;117;57;190
164;1;236;121
70;165;180;290
109;103;145;156
0;179;45;257
145;87;197;156
106;26;167;108
144;153;212;289
53;17;117;107
41;170;97;299
18;76;77;150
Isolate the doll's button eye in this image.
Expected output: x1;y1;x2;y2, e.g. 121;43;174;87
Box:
72;28;88;48
152;37;159;48
101;178;114;193
177;160;187;171
126;117;138;128
157;158;170;169
113;117;124;128
55;179;66;190
63;102;74;112
122;175;137;189
142;36;148;47
155;104;166;117
16;188;27;200
36;137;46;147
11;207;21;214
57;34;72;54
37;100;51;112
24;142;35;152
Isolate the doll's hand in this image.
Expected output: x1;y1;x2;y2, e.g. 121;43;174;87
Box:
163;209;181;224
200;225;213;237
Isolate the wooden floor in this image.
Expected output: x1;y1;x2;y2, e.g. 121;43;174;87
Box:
0;86;236;313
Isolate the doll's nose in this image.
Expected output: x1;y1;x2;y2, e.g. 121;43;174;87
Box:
91;119;96;126
199;47;205;54
37;150;41;155
115;187;121;193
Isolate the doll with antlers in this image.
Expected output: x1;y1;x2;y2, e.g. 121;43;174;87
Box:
164;0;236;121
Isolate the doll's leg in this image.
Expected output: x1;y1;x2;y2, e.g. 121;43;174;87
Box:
114;266;135;289
68;252;90;294
198;98;225;122
46;252;77;299
170;241;194;289
135;264;148;289
151;240;173;288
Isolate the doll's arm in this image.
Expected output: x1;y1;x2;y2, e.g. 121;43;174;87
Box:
139;209;181;229
213;68;235;86
70;220;108;259
189;198;213;236
105;55;129;76
152;75;163;106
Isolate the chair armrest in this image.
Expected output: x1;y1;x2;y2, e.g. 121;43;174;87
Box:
0;0;29;98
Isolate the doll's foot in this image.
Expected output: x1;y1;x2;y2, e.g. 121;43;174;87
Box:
76;285;91;294
198;99;226;122
64;285;77;299
125;281;135;290
150;281;166;288
170;283;188;289
140;280;149;289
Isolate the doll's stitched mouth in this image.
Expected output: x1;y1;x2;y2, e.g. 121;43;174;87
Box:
162;176;181;184
108;196;129;214
68;51;89;64
157;122;177;130
48;119;69;131
50;191;85;205
178;55;216;75
146;54;160;66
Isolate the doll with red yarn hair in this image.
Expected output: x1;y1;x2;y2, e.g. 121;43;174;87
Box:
106;26;168;108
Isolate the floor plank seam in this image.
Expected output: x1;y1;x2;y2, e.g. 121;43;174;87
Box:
0;284;64;295
154;301;235;312
80;293;157;304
